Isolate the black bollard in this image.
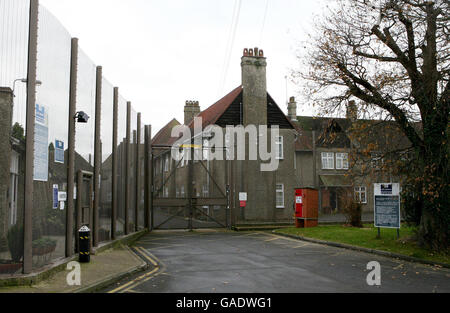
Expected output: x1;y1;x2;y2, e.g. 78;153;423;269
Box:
79;225;91;263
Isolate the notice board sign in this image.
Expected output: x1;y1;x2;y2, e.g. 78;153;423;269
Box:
374;183;401;229
34;104;49;181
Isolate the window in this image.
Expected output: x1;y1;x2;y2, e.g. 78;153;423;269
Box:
371;152;383;169
176;187;180;198
322;152;334;169
180;186;185;198
202;185;209;197
276;184;285;208
355;187;367;204
164;187;169;198
164;155;170;172
336;153;349;170
9;151;19;225
276;136;284;160
203;139;210;161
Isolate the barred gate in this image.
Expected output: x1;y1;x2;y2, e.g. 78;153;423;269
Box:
150;144;231;230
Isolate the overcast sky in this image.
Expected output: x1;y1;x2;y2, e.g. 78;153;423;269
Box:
39;0;327;133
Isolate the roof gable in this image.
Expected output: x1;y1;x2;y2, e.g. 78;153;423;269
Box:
152;118;181;146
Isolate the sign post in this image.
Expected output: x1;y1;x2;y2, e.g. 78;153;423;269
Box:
374;183;401;239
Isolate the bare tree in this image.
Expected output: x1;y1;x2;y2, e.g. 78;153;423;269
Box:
296;0;449;250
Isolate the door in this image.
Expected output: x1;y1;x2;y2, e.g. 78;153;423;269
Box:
75;170;93;252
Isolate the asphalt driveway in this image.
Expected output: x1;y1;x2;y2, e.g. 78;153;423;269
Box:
104;230;450;293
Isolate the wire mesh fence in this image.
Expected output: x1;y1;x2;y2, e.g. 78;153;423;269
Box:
0;1;147;275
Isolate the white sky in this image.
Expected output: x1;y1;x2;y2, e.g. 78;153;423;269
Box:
39;0;327;133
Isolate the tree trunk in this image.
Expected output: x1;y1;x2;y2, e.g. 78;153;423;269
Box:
417;136;449;251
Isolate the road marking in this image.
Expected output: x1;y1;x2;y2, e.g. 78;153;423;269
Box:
135;246;159;267
292;243;309;249
265;237;280;242
121;247;167;293
108;247;161;294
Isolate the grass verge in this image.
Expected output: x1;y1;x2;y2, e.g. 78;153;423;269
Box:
274;224;449;265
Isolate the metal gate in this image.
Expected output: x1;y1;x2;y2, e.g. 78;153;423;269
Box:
150;143;231;230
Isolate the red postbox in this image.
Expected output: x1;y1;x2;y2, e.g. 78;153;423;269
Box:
294;188;319;228
295;189;304;219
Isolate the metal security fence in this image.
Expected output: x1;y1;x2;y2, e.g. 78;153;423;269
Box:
0;0;149;275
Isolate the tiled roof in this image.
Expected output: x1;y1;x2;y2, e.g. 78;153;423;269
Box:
151;118;181;146
295;115;413;151
187;86;243;130
291;121;313;151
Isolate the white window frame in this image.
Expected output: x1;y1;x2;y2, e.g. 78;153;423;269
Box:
276;184;285;208
355;186;367;204
336;153;349;170
322;152;335;169
276;136;284;160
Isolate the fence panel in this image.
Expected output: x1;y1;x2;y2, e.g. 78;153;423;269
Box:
32;5;71;269
116;95;127;236
74;48;96;250
99;78;114;242
0;0;29;275
129;108;138;232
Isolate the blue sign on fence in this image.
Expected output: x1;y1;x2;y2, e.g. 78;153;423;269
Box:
55;140;65;164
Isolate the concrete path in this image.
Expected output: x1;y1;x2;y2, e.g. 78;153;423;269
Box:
103;230;450;293
0;246;144;293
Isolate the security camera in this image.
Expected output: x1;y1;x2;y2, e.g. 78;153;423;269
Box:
74;111;90;123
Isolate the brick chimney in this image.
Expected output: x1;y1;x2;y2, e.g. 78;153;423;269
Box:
346;100;358;121
184;100;200;125
287;96;297;121
241;48;267;126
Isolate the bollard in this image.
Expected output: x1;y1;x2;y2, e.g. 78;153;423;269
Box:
79;225;91;263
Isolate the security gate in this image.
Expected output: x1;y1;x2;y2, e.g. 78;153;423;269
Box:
150;144;232;230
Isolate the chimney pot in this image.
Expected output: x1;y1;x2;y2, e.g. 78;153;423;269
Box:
184;100;201;125
288;96;297;121
346;100;358;121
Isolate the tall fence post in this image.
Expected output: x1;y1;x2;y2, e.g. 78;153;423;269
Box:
93;66;102;247
66;37;78;257
144;125;152;230
188;137;194;231
135;113;141;231
125;101;131;235
23;0;39;274
111;87;118;240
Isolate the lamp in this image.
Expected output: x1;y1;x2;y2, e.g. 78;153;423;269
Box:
74;111;90;123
